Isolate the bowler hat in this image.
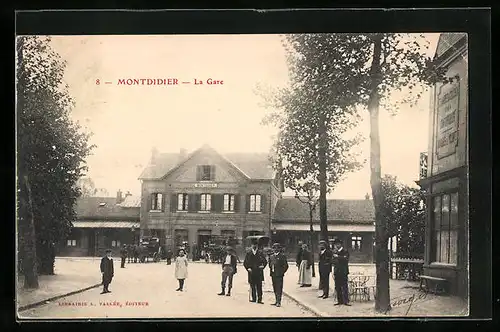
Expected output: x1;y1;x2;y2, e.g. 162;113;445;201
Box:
105;249;112;253
332;238;342;244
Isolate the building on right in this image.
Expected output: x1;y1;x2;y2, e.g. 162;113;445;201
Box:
416;33;468;299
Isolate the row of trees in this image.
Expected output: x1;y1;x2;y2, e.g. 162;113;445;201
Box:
258;33;451;312
17;36;94;288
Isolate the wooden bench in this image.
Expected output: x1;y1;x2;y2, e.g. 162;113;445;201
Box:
419;275;448;294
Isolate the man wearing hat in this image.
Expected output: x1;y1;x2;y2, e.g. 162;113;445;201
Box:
100;249;114;294
269;243;289;307
318;240;333;299
332;238;350;306
243;238;267;304
218;246;238;296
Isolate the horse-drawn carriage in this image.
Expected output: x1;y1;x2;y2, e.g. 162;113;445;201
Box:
201;236;239;263
137;236;162;263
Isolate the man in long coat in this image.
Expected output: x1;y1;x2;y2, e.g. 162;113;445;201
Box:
318;240;333;299
100;249;114;294
269;243;288;307
332;238;351;306
120;245;127;268
243;239;267;304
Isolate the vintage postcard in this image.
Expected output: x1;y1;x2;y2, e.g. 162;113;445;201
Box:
16;24;472;319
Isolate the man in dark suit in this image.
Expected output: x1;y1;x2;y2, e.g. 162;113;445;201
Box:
243;239;267;304
318;240;333;299
120;245;127;268
269;243;289;307
296;241;303;271
332;238;350;306
100;249;114;294
218;246;238;296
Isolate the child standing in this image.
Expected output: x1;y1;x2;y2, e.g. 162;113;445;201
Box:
175;249;188;291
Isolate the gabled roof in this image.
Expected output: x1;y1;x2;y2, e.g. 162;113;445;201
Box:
273;197;375;224
75;197;140;219
434;33;467;59
138;145;275;180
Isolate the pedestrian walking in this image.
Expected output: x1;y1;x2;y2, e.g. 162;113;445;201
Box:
218;246;238;296
166;248;173;265
298;243;313;287
269;243;288;307
332;238;350;306
100;249;114;294
318;240;333;299
120;245;127;268
243;238;267;304
174;249;188;291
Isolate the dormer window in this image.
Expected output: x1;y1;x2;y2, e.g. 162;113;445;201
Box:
99;202;107;207
196;165;215;181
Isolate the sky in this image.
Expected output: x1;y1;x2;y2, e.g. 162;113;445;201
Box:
49;33;440;198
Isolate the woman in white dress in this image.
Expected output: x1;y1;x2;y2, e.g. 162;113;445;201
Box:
298;244;312;287
175;249;189;291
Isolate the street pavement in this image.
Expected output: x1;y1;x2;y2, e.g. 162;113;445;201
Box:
19;259;317;319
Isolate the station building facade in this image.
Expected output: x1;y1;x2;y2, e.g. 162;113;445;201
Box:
138;144;284;256
416;33;469;298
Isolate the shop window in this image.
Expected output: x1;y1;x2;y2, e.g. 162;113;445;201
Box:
431;192;459;265
67;239;77;247
200;194;211;211
150;193;163;211
351;235;362;251
177;193;188;211
111;240;121;248
249;194;262;212
223;194;235;212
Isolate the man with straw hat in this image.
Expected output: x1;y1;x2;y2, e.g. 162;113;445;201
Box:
217;246;238;296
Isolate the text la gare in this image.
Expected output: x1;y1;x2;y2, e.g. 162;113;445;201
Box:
194;78;224;85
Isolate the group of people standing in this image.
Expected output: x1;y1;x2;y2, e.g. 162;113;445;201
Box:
296;238;351;306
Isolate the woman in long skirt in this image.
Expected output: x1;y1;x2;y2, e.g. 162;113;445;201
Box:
298;244;313;287
175;249;188;291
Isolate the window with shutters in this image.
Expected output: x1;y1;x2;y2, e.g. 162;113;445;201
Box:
177;193;189;211
249;194;262;212
431;192;459;265
223;194;235;212
197;165;215;181
150;193;163;211
67;239;77;247
200;194;211;212
111;240;121;248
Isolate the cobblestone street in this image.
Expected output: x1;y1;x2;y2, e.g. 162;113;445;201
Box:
18;258;317;319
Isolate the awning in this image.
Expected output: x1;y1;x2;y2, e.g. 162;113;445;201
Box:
273;223;374;232
72;221;140;229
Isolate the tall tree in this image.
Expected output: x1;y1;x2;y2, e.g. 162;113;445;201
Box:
258;33;365;241
76;177;98;197
263;33;452;312
382;175;426;257
17;36;95;278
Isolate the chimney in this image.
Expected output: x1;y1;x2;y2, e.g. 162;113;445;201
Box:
365;193;370;200
117;189;123;204
179;148;187;162
150;146;158;165
125;191;132;197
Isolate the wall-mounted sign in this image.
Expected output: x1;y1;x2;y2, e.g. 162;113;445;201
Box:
419;152;428;179
436;81;460;159
194;183;218;188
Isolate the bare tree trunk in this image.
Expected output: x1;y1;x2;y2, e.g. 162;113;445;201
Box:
369;34;391;313
22;175;39;289
318;115;329;242
309;208;316;278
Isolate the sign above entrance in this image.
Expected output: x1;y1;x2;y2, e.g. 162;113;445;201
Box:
436;81;460;159
194;183;218;188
